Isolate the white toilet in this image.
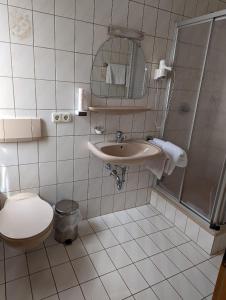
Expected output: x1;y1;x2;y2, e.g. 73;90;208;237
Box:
0;193;53;250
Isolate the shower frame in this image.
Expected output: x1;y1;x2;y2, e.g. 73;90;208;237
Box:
155;9;226;229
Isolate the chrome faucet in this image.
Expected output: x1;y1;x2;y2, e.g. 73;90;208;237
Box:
115;130;125;143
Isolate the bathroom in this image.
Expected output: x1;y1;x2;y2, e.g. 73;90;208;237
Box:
0;0;226;299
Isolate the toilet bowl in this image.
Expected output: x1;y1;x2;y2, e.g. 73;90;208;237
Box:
0;193;54;250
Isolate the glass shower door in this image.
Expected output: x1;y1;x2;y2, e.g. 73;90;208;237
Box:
159;21;212;199
181;17;226;220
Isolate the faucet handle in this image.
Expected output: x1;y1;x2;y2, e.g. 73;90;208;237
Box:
116;130;123;137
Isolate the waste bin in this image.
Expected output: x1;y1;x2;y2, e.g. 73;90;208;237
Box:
54;200;81;244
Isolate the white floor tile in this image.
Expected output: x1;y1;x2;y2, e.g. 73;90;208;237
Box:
123;222;145;239
81;234;104;254
165;248;193;271
30;269;57;300
136;236;161;257
126;208;144;221
148;215;172;230
190;241;211;259
177;242;207;265
136;219;158;235
118;264;148;294
44;295;58;300
101;271;131;300
102;213;121;228
72;256;98;283
111;226;133;243
97;229;119;248
204;295;213;300
151;253;180;278
0;261;4;284
2;204;221;300
52;262;78;292
89;217;109;232
27;249;49;274
133;288;158;300
209;254;223;269
0;284;5;300
107;245;132;269
90;250;116;276
81;278;109;300
46;244;69;266
137;205;158;218
114;210;133;224
0;242;3;261
122;240;147;262
78;220;94;236
5;254;28;282
59;286;84;300
152;280;181;300
4;244;25;259
169;273;203;300
65;238;87;260
183;267;214;297
149;232;174;251
6;277;32;300
197;260;218;284
162;227;189;246
44;232;58;247
135;258;164;286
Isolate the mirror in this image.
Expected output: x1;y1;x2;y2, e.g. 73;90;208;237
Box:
91;37;148;99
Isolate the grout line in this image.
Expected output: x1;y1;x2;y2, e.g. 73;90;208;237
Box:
1;205;222;300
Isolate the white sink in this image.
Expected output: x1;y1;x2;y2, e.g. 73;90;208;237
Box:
88;140;162;165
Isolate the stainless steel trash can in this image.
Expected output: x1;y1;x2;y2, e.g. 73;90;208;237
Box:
54;200;80;244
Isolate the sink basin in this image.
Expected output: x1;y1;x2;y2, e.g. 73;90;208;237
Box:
88;140;162;165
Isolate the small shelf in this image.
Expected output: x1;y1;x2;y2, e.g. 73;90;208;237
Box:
88;106;152;114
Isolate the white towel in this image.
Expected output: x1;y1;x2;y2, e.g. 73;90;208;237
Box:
151;138;188;175
146;151;168;179
145;138;188;179
164;141;188;173
106;64;126;85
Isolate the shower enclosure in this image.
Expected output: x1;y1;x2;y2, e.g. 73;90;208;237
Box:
156;10;226;228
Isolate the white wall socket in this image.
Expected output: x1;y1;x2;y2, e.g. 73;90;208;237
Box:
51;112;72;123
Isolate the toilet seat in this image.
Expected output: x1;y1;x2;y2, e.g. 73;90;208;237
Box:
0;193;53;240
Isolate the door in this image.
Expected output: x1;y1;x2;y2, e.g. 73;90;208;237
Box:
159;20;212;200
181;17;226;221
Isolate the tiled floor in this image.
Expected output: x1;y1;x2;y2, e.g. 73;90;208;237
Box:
0;205;223;300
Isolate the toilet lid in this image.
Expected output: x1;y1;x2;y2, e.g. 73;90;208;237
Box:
0;193;53;239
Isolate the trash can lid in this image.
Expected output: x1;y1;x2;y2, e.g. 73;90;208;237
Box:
55;200;79;215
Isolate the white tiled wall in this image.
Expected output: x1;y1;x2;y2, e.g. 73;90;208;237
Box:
150;189;226;254
0;0;225;219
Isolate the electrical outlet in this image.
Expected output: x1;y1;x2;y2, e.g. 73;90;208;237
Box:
61;113;72;123
51;112;62;123
51;112;72;123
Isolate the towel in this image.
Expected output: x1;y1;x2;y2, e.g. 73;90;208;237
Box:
151;138;188;175
146;151;168;179
146;138;187;178
106;64;126;85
